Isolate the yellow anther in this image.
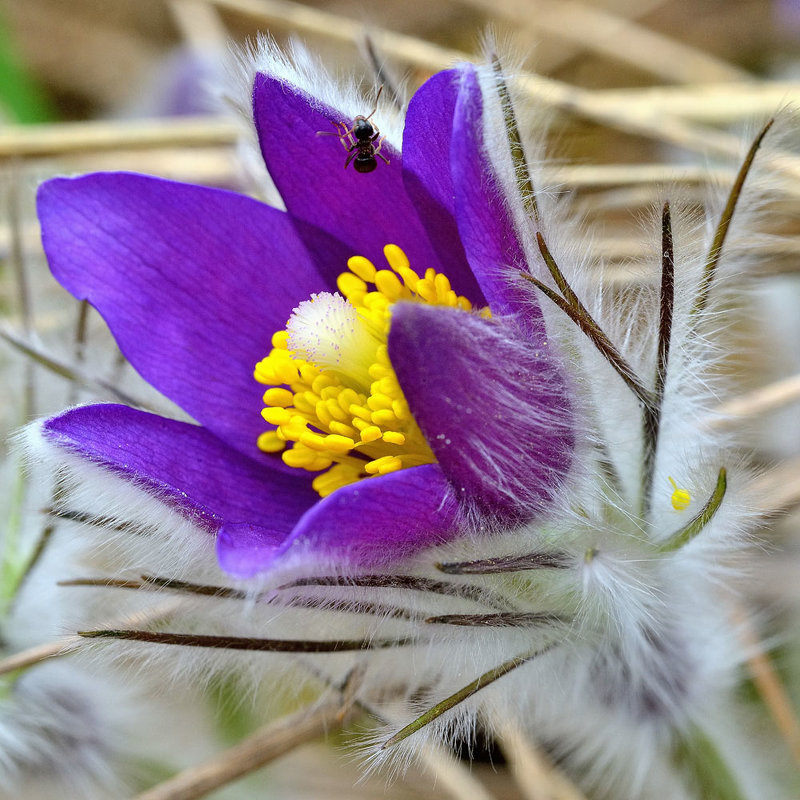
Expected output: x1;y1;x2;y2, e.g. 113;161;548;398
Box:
271;330;290;349
376;377;397;394
349;404;373;422
283;447;323;469
392;398;410;420
299;363;319;384
279;415;308;438
379;457;403;474
374;270;405;301
434;272;451;301
401;271;421;293
362;291;386;311
669;477;691;511
314;401;333;426
367;393;393;411
347;255;377;282
274;360;299;385
383;243;410;272
262;407;292;426
293;393;315;414
322;434;357;453
257;430;285;453
337;271;367;300
371;409;397;426
338;388;360;410
299;431;329;451
262;387;294;407
360;425;382;443
329;420;357;437
311;373;337;394
365;455;403;475
416;279;437;304
324;399;348;422
256;242;476;498
254;361;272;384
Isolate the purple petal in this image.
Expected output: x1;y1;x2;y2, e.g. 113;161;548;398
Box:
403;70;459;216
42;404;317;534
451;66;543;331
388;303;574;523
253;73;462;285
38;173;350;459
216;465;460;577
401;69;484;304
216;522;283;578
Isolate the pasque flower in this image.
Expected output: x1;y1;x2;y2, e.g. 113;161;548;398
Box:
35;59;575;579
21;40;790;800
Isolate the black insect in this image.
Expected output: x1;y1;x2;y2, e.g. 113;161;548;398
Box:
319;86;390;174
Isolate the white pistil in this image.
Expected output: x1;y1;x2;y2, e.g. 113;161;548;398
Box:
286;292;378;385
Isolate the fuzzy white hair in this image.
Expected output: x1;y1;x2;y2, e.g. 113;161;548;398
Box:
8;41;796;800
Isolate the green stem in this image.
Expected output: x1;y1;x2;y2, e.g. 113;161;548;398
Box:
692;118;774;318
382;645;553;749
660;467;727;552
674;724;749;800
491;54;539;222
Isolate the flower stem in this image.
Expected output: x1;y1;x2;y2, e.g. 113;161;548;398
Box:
491;54;539;222
381;645;554;749
692;118;774;317
642;202;675;518
78;629;418;652
673;725;749;800
520;262;654;409
436;550;571;573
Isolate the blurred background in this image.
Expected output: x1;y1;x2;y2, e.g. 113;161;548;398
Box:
1;1;800;798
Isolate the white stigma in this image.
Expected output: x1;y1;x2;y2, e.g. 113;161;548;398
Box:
286;292;378;383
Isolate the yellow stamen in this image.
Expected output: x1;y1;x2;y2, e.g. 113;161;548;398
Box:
255;243;477;497
669;476;691;511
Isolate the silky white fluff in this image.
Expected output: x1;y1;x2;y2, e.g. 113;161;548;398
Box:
223;35;405;205
10;40;797;800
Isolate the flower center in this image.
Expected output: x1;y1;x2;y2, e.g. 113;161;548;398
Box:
254;244;476;497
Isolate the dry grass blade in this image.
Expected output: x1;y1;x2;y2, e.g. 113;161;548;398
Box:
750;457;800;513
0;599;183;676
0;117;237;159
207;0;797;173
0;326;150;408
730;604;800;768
413;748;498;800
544;163;732;188
460;0;751;84
0;637;81;677
709;373;800;430
590;82;800;124
133;690;357;800
168;0;229;53
493;716;588;800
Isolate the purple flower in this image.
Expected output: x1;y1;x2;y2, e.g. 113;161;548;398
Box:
36;64;575;579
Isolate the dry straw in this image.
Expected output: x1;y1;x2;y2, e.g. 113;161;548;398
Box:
1;2;799;799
